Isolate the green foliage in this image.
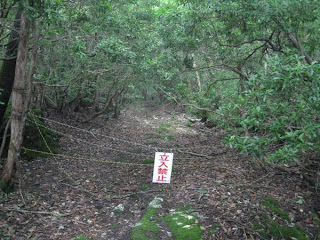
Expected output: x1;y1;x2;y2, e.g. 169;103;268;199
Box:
222;56;320;162
13;0;320;166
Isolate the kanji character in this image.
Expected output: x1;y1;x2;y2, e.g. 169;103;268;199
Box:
158;168;168;175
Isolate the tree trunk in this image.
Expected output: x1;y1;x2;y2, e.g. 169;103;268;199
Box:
1;13;30;190
0;6;22;126
192;54;201;90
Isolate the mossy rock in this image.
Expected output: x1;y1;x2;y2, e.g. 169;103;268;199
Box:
157;205;202;240
130;207;160;240
130;199;202;240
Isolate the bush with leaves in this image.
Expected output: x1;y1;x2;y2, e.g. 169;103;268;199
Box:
222;55;320;163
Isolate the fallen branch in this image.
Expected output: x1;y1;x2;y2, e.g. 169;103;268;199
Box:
3;207;72;217
176;149;213;158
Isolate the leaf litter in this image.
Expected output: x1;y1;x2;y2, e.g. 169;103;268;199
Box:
0;103;319;239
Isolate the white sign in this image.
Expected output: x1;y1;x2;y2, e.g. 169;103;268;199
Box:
152;152;174;184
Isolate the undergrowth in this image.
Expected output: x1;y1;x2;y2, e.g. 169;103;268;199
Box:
252;197;309;240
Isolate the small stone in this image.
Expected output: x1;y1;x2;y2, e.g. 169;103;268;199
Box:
101;233;107;238
112;204;125;215
148;197;163;209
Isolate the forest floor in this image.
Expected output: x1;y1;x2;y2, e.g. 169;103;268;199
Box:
1;102;319;240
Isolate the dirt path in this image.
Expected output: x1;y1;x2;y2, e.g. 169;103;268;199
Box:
1;103;319;239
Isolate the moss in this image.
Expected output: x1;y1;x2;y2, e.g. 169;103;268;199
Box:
146;134;158;139
261;198;290;221
156;127;171;134
311;213;320;226
111;223;119;229
130;201;201;240
0;179;14;194
252;221;263;230
140;184;149;191
142;158;154;164
115;155;128;162
252;214;309;240
160;135;174;141
270;224;308;240
72;235;89;240
131;148;143;154
158;206;202;240
160;123;172;128
130;208;159;240
22;109;59;160
0;232;10;240
144;141;158;146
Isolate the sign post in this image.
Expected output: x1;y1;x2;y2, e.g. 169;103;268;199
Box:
152;152;174;184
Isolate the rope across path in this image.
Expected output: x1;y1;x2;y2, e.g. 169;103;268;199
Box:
28;114;227;160
27;113;226;200
31;114;226;152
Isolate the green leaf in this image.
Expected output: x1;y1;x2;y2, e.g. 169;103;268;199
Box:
197;189;208;194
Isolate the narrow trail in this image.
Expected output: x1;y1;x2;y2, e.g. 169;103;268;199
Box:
1;104;318;239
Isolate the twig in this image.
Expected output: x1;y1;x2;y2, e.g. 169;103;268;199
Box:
176;149;212;158
3;207;72;217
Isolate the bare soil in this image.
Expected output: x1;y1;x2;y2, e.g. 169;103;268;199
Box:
1;103;319;239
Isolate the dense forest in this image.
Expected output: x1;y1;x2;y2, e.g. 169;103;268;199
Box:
1;0;320;239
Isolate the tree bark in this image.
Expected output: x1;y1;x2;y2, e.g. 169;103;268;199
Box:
0;6;22;126
287;32;312;65
192;54;201;90
1;12;30;189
